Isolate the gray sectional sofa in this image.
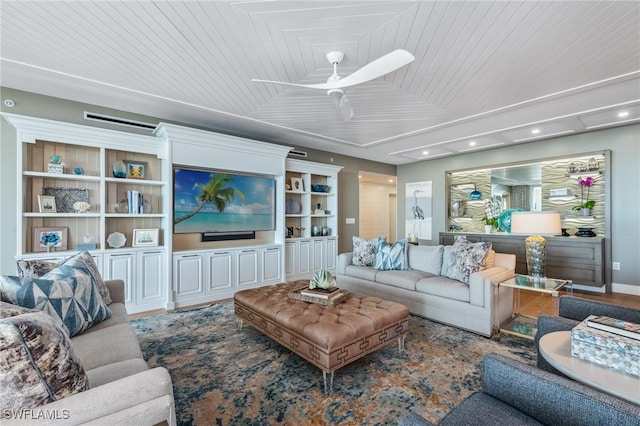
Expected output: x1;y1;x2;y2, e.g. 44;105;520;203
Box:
337;244;516;337
3;280;176;425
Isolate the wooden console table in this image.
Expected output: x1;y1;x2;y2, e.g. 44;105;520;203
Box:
439;232;604;287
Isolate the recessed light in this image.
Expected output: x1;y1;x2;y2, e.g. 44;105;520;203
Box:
422;150;428;155
358;175;362;179
531;128;540;135
469;141;476;146
618;111;630;118
388;179;394;183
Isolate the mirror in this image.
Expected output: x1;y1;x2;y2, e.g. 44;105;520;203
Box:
447;151;608;236
491;163;542;212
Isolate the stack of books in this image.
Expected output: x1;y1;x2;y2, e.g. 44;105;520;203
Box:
586;315;640;341
126;190;144;214
288;286;348;306
300;287;341;300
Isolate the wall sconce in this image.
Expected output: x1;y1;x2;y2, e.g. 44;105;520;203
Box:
510;212;562;277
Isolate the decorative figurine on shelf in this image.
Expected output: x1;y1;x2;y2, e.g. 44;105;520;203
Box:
314;202;324;215
72;201;91;213
47;154;64;174
112;160;127;178
287;227;294;238
73;167;84;175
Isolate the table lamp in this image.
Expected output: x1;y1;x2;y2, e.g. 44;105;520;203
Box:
510;212;562;277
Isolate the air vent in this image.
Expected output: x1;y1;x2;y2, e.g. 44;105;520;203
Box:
288;149;308;158
84;112;157;130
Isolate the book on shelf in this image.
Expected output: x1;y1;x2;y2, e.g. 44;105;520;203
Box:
586;315;640;341
300;287;341;299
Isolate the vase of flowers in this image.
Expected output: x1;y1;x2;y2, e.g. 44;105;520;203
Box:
572;176;596;216
483;199;500;233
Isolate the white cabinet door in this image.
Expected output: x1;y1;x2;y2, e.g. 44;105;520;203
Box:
137;251;164;305
173;254;204;298
237;249;259;288
284;241;298;279
325;238;337;271
298;239;312;277
261;246;282;284
206;251;234;293
105;252;135;304
312;239;324;272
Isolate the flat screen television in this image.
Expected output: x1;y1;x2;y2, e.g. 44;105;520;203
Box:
173;166;276;234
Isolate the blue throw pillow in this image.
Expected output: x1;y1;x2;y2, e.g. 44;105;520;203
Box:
373;239;409;270
0;269;111;337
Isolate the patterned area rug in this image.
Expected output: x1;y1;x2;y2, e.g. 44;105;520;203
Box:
131;301;535;425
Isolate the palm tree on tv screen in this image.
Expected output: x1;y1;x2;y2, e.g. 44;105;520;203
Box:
175;174;245;224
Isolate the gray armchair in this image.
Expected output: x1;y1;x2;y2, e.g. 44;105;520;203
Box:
399;353;640;426
535;295;640;374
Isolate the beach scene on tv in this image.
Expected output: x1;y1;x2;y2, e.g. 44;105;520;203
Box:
173;167;276;234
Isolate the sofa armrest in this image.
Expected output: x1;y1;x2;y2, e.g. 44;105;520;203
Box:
106;280;125;304
337;252;353;275
534;314;579;373
468;266;514;307
558;296;640;323
482;353;640;425
3;367;176;425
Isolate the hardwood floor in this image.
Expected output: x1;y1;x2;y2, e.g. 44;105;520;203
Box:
518;288;640;318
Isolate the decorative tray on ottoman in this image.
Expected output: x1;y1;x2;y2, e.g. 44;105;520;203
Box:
288;286;349;306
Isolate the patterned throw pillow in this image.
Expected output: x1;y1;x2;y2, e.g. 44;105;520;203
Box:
15;252;111;305
0;310;89;413
47;251;112;305
16;259;60;279
444;236;492;284
352;236;384;266
0;270;112;337
373;239;409;271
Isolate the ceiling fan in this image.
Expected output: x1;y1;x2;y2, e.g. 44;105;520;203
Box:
251;49;415;121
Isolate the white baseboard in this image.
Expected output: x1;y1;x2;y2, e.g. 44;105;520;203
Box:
571;282;640;296
612;282;640;296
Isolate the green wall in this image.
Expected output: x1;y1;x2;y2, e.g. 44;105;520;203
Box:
0;87;395;274
397;125;640;291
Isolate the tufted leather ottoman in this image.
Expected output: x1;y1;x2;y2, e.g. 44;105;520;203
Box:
234;281;409;394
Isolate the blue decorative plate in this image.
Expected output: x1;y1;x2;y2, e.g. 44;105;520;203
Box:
497;208;523;233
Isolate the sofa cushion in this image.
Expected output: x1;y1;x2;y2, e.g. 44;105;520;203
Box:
416;277;470;302
443;236;491;284
345;265;379;281
71;323;144;370
0;271;112;337
408;245;444;275
373;239;409;270
375;270;432;291
0;309;89;412
352;236;383;266
86;358;149;388
439;392;542;425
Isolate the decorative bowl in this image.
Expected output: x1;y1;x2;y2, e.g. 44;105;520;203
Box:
311;184;330;193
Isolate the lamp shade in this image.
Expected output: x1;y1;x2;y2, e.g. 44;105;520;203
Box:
510;212;561;235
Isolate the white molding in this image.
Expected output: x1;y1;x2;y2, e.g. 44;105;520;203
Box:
2;113;166;157
286;158;344;175
611;282;640;296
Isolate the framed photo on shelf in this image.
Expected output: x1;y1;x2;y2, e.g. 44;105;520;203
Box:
132;228;159;247
123;159;147;179
34;227;68;252
290;177;304;192
37;195;57;213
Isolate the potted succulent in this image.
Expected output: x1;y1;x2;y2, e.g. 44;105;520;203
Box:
572;176;596;216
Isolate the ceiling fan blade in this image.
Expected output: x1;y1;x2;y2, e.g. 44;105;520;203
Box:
251;78;334;90
332;93;354;121
330;49;414;89
251;49;414;91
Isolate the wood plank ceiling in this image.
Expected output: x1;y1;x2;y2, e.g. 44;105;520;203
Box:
1;1;638;165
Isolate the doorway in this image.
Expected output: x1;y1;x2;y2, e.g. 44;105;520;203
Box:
358;171;397;241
